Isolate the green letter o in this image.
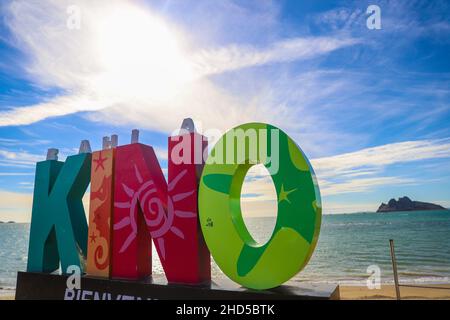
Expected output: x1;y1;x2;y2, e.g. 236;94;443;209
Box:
198;123;321;290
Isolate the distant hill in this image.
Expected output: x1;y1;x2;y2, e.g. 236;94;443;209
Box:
377;196;447;213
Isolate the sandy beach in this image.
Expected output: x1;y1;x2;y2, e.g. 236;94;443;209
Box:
339;284;450;300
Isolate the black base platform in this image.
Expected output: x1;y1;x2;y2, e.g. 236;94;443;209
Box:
15;271;340;300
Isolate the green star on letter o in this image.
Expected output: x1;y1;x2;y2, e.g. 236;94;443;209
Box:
198;123;322;290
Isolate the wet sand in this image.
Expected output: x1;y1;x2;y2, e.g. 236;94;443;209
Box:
339;284;450;300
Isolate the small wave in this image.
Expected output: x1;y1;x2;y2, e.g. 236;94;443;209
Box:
404;276;450;284
291;275;450;286
330;222;392;227
398;271;436;277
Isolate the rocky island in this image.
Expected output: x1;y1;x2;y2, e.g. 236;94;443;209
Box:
377;196;448;213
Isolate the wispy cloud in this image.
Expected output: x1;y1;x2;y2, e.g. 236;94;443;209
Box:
313;7;365;32
241;176;277;202
0;149;44;168
17;181;34;190
0;0;358;133
313;138;450;195
319;176;417;196
240;138;450;203
0;172;34;176
312;139;450;177
0;137;51;147
313;1;450;39
0;93;108;127
192;37;360;76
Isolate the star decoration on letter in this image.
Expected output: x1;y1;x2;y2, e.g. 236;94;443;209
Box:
89;233;97;244
278;184;297;204
94;152;107;172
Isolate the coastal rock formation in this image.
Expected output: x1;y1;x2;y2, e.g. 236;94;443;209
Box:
377;196;447;213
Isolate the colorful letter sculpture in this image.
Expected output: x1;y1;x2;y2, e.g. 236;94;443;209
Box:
198;123;322;290
112;132;210;283
86;149;115;277
26;121;322;291
27;153;91;273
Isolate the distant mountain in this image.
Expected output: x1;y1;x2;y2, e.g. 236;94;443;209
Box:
377;196;447;213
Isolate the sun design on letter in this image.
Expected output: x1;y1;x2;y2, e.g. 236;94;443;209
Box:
114;164;196;260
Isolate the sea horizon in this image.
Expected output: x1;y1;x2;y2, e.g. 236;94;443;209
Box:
2;208;449;224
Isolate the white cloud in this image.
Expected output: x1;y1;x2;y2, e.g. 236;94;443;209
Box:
0;190;32;222
152;147;169;161
0;93;107;127
312;139;450;177
318;176;416;196
0;141;80;171
192;37;359;76
0;149;44;168
0;138;51;146
0;0;358;134
312;138;450;196
0;173;34;176
237;138;450;205
314;7;364;31
241;165;277;202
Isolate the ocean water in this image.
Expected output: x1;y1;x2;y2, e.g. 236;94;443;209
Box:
0;210;449;296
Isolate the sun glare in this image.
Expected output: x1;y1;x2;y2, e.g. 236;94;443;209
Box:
93;5;194;100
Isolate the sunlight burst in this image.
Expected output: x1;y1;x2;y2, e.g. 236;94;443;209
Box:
92;4;194;101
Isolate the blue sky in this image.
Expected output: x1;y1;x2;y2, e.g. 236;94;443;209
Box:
0;0;449;221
